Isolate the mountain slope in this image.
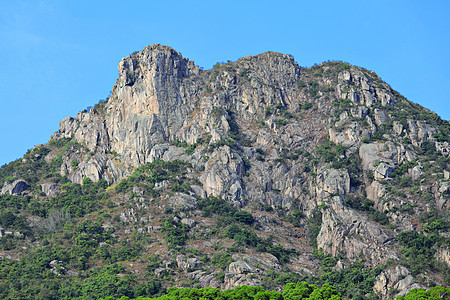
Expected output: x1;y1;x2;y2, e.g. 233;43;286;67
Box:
0;44;449;299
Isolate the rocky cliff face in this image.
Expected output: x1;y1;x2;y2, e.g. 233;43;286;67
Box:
2;44;449;298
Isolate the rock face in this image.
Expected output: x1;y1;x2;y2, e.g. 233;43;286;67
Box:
224;261;259;290
9;44;449;294
1;179;30;195
316;168;350;199
374;265;424;299
316;196;397;265
40;183;60;198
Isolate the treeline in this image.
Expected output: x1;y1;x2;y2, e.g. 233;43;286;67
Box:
98;283;449;300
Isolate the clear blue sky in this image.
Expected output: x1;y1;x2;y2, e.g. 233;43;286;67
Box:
1;0;449;166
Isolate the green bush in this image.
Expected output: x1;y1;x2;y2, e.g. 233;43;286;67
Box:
307;207;323;247
162;218;190;250
302;102;313;110
233;210;254;224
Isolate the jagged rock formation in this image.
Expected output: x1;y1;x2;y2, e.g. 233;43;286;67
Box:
1;44;449;298
1;179;30;195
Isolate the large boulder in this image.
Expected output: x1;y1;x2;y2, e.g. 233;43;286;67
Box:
224;260;260;290
41;183;60;198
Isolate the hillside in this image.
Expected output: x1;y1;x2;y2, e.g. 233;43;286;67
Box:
0;44;449;299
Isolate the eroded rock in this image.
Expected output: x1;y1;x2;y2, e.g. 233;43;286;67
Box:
1;179;30;195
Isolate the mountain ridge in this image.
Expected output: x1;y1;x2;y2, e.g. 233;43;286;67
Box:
0;44;448;299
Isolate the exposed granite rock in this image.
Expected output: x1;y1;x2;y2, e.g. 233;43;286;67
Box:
359;142;397;172
374;162;394;180
350;106;369;119
407;120;438;147
224;261;260;289
373;109;389;126
228;261;255;274
200;146;245;200
436;141;450;157
187;270;220;288
435;246;450;266
409;164;423;180
374;265;424;299
1;179;30;195
176;255;203;271
316;168;350;199
167;193;197;210
366;181;386;210
40;183;60;198
317;196;398;265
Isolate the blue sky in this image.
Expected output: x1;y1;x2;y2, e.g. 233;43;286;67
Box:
0;0;449;166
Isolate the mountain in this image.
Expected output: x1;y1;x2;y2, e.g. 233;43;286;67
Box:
0;44;449;299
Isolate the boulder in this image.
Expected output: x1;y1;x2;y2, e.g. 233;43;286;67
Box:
439;182;450;194
181;218;196;228
227;261;255;274
350;106;369;119
410;165;423;180
374;163;394;180
373;109;389;126
41;183;60;198
176;255;203;271
168;193;197;210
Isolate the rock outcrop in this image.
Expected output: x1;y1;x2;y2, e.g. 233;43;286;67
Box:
1;179;30;195
374;265;424;299
317;196;397;265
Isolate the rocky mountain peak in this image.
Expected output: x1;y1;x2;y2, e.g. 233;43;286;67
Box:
2;45;448;298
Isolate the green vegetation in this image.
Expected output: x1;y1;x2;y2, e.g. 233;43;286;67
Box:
0;257;163;300
285;210;305;227
98;283;450;300
396;286;450;300
211;106;224;119
421;210;449;234
225;225;296;264
0;220;163;300
162;218;190;251
51;178;109;217
115;159;191;195
397;231;450;281
317;141;362;187
317;258;384;299
99;281;343;300
0;141;74;190
197;196;296;264
302;102;313;110
0;176;109;222
306;206;323;248
344;196;389;225
275;118;287;126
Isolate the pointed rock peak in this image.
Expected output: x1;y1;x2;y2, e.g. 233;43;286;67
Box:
117;44;200;87
123;44;185;60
